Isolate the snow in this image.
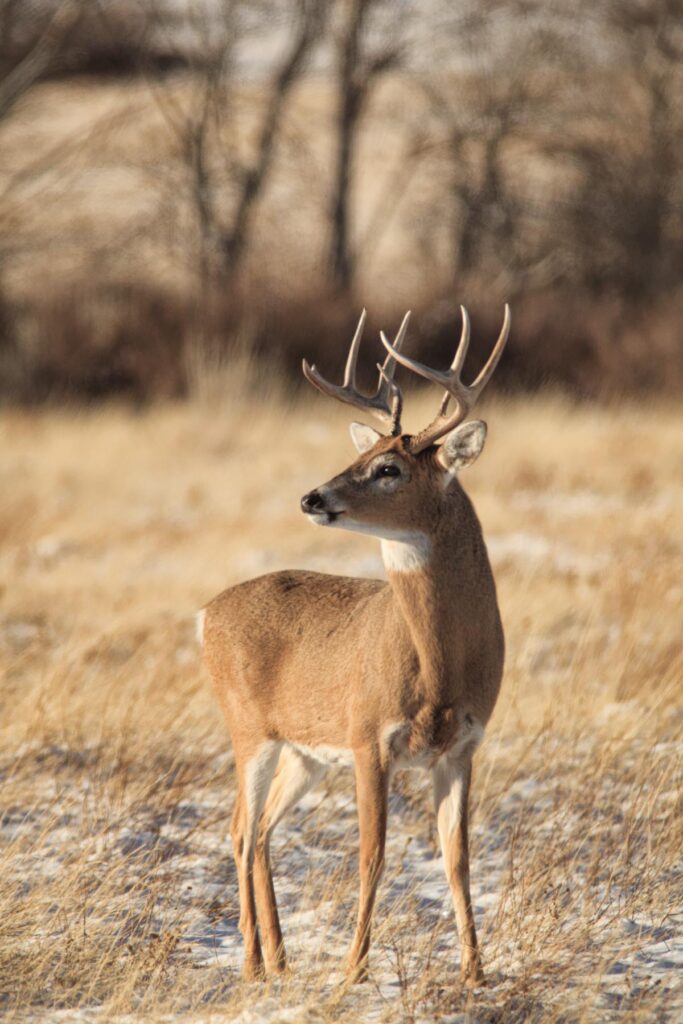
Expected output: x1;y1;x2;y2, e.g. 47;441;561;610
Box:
4;751;682;1022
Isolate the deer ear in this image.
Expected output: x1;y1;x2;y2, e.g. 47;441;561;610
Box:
350;422;383;455
437;420;487;475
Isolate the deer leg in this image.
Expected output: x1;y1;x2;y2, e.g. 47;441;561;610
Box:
432;754;483;986
253;747;325;974
347;747;388;983
231;741;281;981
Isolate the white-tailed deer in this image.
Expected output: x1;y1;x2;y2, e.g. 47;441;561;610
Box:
199;303;510;985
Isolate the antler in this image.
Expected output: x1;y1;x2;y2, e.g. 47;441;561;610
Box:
380;304;511;453
302;310;411;435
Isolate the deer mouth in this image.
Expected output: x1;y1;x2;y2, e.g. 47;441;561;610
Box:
308;509;344;526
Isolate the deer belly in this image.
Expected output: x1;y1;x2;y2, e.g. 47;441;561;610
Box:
382;716;485;772
286;740;355;769
381;721;434;770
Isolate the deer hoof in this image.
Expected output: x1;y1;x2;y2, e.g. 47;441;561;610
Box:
461;960;485;988
345;961;369;985
242;957;266;982
267;953;288;976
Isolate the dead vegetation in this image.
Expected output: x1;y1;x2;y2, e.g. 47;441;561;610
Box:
0;1;682;403
0;8;681;1018
0;384;681;1021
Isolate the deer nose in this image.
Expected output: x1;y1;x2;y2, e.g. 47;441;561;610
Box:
301;490;325;514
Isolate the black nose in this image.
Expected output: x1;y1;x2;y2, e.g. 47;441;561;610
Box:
301;490;325;514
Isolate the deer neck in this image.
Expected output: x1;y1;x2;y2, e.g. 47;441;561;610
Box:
381;486;494;704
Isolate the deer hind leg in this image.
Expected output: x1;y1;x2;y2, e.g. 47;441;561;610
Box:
253;746;326;974
347;746;388;983
231;741;282;981
432;753;483;986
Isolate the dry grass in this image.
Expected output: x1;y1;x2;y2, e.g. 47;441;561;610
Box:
0;382;682;1022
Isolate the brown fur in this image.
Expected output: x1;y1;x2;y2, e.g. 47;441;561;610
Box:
202;431;504;984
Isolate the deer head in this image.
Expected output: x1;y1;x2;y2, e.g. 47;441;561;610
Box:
300;305;510;540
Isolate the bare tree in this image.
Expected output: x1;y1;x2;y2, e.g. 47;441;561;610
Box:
329;0;402;294
564;0;683;298
0;0;85;380
411;1;587;299
220;0;328;272
0;0;83;120
150;0;328;292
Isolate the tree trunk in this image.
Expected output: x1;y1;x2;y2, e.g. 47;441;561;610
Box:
220;0;327;277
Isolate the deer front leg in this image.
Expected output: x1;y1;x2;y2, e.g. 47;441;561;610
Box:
432;754;484;986
347;747;388;983
230;793;263;980
231;742;281;981
253;748;325;974
252;836;283;974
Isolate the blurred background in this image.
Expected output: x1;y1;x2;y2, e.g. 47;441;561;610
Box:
2;7;682;1018
0;0;681;404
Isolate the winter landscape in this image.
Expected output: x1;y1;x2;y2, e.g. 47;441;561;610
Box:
1;389;681;1021
1;2;682;1021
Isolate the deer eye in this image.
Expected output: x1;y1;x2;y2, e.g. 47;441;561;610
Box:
374;464;401;480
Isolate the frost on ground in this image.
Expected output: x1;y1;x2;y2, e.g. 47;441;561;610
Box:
0;398;682;1022
2;735;681;1023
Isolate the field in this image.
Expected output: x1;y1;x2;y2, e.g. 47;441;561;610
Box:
1;381;682;1022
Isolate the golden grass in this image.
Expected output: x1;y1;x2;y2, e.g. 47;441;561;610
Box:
0;385;682;1022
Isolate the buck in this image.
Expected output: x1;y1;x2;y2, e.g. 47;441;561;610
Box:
199;303;510;985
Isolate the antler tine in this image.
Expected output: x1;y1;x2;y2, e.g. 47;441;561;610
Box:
374;310;410;434
376;308;409;390
470;302;511;393
380;304;511;454
438;305;470;417
342;308;367;388
379;320;459;391
451;305;471;375
302;309;408;431
376;362;403;435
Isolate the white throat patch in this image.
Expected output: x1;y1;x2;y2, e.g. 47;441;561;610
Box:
310;512;432;573
381;533;431;573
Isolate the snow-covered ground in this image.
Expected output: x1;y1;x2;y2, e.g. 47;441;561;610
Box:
4;738;681;1023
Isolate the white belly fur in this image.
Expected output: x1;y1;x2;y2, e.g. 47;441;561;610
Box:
286;740;355;769
283;716;484;774
382;716;485;771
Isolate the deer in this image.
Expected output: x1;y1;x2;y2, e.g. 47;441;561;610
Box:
199;302;511;986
